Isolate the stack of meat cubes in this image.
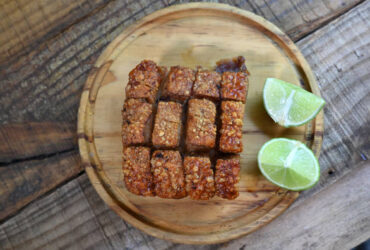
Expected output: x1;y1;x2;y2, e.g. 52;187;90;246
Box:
122;57;248;200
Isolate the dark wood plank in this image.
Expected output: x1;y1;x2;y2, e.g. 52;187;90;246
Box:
0;174;208;250
0;122;76;163
0;0;110;65
294;0;370;199
0;151;82;222
0;0;360;124
221;162;370;250
223;0;364;41
0;0;368;247
0;162;368;249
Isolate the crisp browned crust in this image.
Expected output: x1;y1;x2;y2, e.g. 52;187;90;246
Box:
162;66;195;101
122;147;154;196
219;101;244;153
221;72;248;103
193;70;221;100
215;157;240;200
122;99;153;146
125;60;167;103
122;60;247;200
184;156;215;200
151;150;187;199
152;101;183;148
186;99;217;151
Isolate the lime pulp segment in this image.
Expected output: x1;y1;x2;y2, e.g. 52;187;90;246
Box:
263;78;325;127
258;138;320;191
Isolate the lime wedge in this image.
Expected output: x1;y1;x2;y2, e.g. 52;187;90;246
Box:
263;78;325;127
258;138;320;191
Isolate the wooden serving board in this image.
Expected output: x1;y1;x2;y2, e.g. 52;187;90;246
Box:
77;3;324;244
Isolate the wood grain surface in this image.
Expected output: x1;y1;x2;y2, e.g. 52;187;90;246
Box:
0;161;368;249
78;3;323;243
0;0;369;248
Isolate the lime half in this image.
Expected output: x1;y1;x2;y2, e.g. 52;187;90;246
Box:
263;78;325;127
258;138;320;191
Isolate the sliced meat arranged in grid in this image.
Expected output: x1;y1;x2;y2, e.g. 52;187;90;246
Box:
121;98;153;147
185;98;217;152
193;69;221;100
122;58;249;200
162;66;195;102
151;150;187;199
215;157;241;200
219;101;245;153
152;101;183;149
184;156;215;200
125;60;167;103
122;147;154;196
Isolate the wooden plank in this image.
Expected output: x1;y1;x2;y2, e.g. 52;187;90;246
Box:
0;0;110;64
294;0;370;200
0;151;82;222
0;122;76;163
0;0;368;246
0;122;80;221
0;162;368;249
225;0;364;41
0;0;360;124
0;174;185;250
220;162;370;250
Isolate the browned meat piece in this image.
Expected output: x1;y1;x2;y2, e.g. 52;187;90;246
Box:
184;156;215;200
186;99;217;151
126;60;167;103
122;99;153;146
192;70;221;100
215;56;249;74
220;72;248;103
152;101;183;149
151;150;186;199
219;101;244;153
162;66;195;102
215;157;240;199
122;147;154;196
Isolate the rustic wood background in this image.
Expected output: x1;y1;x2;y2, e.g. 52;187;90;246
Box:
0;0;369;249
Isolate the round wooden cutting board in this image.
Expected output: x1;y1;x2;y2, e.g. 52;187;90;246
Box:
78;3;324;244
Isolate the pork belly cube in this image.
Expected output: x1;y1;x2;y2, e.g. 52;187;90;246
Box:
125;60;167;103
219;101;244;153
151;150;186;199
215;157;240;200
184;156;215;200
221;72;248;103
162;66;195;102
122;99;153;146
122;147;154;196
193;70;221;100
185;99;217;151
152;101;183;148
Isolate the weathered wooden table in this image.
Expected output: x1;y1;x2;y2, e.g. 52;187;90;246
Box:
0;0;369;249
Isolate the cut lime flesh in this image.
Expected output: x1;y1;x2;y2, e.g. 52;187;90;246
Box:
258;138;320;191
263;78;325;127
